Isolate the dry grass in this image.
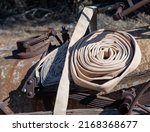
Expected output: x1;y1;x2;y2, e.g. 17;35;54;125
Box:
1;13;146;65
0;21;75;52
0;13;149;54
97;13;149;30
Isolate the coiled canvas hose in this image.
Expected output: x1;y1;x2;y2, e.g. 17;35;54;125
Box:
35;7;141;115
70;29;141;93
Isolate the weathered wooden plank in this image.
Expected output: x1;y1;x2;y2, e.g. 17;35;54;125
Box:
16;108;104;115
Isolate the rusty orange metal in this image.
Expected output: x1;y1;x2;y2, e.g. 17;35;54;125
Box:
0;55;40;100
0;48;43;113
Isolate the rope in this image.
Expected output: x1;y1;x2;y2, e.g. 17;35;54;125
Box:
70;29;141;93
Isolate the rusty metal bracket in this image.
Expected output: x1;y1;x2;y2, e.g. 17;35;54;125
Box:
14;28;63;59
17;28;62;48
21;51;48;98
22;76;38;98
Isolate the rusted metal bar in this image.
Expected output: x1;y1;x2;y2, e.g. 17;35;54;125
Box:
96;2;125;13
54;34;63;45
122;0;150;17
18;34;48;49
127;0;150;25
17;35;40;52
136;103;150;113
26;41;49;53
114;0;150;20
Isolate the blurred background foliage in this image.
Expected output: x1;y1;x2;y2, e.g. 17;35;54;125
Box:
0;0;127;18
0;0;149;24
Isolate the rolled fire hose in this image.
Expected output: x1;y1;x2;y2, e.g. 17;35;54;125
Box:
36;29;141;92
35;7;141;115
70;29;141;93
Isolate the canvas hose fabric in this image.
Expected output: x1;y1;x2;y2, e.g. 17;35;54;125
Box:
35;7;141;115
70;29;141;93
54;7;96;115
35;42;68;86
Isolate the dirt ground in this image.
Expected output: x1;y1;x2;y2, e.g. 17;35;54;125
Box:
0;12;150;114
